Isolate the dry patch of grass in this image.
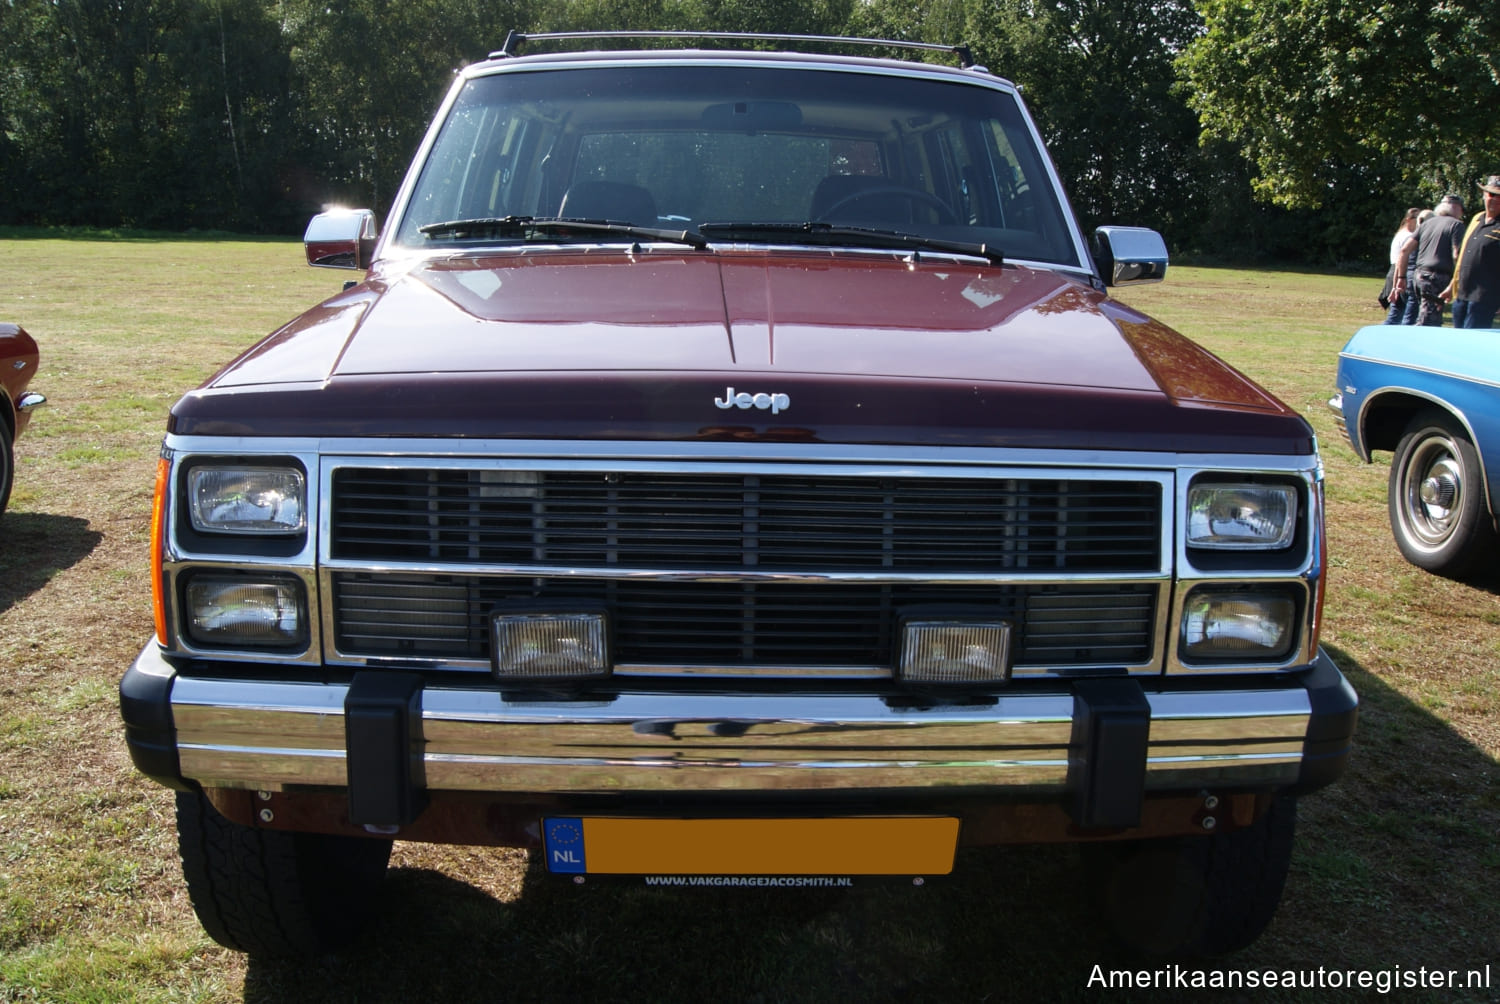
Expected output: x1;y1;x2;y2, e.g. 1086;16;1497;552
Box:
1;241;1496;1001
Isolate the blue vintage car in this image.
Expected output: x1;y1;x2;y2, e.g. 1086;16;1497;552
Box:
1331;324;1500;577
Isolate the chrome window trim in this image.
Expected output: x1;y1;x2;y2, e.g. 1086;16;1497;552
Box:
378;54;1095;274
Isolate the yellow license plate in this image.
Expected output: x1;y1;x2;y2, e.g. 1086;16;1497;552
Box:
542;817;958;876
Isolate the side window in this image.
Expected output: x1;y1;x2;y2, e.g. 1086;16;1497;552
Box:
927;125;981;224
399;100;495;235
490;117;546;217
396;101;554;241
983;120;1037;231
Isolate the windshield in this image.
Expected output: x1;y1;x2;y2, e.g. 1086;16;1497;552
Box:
393;64;1081;268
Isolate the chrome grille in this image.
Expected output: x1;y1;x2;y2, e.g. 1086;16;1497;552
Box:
331;573;1157;669
330;468;1162;572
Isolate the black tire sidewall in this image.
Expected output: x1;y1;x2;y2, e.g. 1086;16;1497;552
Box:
1083;795;1297;958
175;790;392;955
0;428;13;515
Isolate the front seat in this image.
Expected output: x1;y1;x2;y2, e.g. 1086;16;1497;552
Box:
557;180;658;225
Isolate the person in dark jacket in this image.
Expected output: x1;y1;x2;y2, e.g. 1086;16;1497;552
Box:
1442;176;1500;329
1394;195;1465;326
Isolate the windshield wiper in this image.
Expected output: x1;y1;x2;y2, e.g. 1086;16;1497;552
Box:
418;215;706;248
698;221;1003;265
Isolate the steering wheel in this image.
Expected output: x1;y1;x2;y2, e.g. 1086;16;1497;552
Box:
820;186;958;225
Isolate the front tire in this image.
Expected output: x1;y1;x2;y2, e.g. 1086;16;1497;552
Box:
1083;795;1296;957
175;791;393;955
1388;409;1496;577
0;429;13;514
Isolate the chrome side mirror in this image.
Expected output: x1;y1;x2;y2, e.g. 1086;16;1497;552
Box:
304;209;378;269
1093;226;1168;286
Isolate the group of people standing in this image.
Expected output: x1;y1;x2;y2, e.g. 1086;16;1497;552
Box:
1382;176;1500;328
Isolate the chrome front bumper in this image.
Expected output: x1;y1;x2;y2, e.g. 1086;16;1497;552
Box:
123;643;1357;813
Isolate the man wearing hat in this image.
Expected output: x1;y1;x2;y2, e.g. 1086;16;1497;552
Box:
1442;176;1500;329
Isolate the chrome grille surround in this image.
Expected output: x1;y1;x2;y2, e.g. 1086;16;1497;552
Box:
155;437;1324;679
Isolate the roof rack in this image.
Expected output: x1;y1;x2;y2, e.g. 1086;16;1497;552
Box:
493;30;975;69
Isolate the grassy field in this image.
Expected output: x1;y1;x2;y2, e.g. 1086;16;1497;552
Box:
0;235;1496;1002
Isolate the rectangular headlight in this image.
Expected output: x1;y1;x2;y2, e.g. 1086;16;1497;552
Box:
492;612;610;681
1180;590;1296;661
1187;483;1296;549
188;465;305;534
184;575;307;648
899;620;1012;684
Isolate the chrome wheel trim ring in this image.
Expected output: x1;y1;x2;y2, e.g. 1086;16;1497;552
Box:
1401;434;1464;547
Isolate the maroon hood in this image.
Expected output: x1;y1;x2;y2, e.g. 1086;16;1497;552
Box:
170;249;1312;454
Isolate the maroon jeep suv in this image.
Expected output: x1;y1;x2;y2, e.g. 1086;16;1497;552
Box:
120;31;1356;958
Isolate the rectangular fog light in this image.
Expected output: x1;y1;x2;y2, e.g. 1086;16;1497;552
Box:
492;612;609;681
899;620;1012;684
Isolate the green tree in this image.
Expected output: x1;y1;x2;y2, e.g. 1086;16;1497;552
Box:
854;0;1217;249
281;0;534;219
0;0;297;230
682;0;854;35
1179;0;1500;209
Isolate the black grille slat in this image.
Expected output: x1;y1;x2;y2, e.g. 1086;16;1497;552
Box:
332;573;1156;668
330;469;1161;572
327;466;1164;672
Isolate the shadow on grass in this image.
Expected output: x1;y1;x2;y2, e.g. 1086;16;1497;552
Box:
1448;561;1500;598
236;646;1498;1003
242;845;1120;1003
0;512;101;615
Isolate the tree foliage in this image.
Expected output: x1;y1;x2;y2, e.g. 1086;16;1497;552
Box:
281;0;535;218
0;0;1479;265
854;0;1237;252
1179;1;1500;209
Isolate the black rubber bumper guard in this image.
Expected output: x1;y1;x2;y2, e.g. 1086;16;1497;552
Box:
345;671;426;826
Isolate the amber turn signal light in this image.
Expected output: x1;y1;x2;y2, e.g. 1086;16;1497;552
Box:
151;455;170;645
